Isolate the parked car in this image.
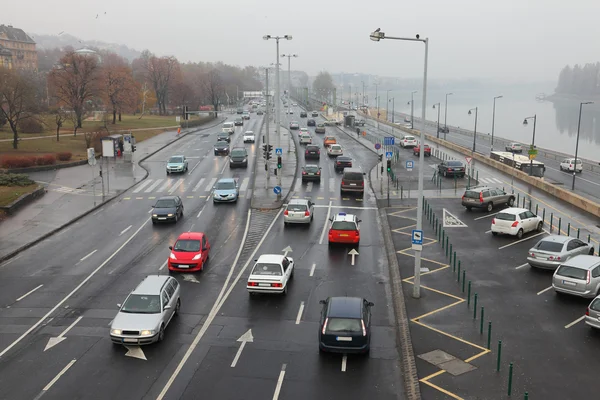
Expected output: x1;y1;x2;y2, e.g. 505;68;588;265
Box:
461;186;515;212
505;143;523;153
152;196;183;224
334;156;353;172
490;208;543;239
247;254;294;295
438;160;466;177
213;178;239;203
413;144;431;157
243;131;255;143
318;297;373;354
560;158;583;173
214;141;230;156
552;255;600;298
307;119;316;127
229;147;248;168
166;155;188;174
284;198;315;224
301;165;321;183
168;232;211;272
315;123;326;134
304;145;320;160
354;119;366;126
528;235;595;270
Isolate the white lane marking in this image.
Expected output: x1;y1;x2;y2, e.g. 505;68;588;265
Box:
188;224;195;232
499;231;546;250
79;249;98;262
240;177;249;191
565;316;585;329
41;359;77;392
272;364;287;400
312;205;378;210
329;178;335;192
189;160;202;174
0;218;150;359
145;179;163;193
309;263;316;277
537;286;552;295
515;263;529;270
157;179;172;192
295;178;302;188
492;178;502;183
205;178;217;192
192;178;205;192
159;260;167;271
119;225;132;237
132;179;153;193
220;160;227;174
341;355;347;372
197;207;204;218
485;230;492;234
295;302;305;325
0;255;21;269
16;284;43;302
91;208;104;216
319;201;333;245
474;213;497;221
168;178;185;194
148;208;153;214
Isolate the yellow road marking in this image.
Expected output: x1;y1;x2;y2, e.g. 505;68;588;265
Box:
414;299;464;320
412;320;489;352
465;349;491;363
148;197;156;199
136;197;143;200
399;251;449;267
123;197;131;200
317;197;325;200
421;379;464;400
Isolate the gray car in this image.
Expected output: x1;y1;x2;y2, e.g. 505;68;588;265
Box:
166;155;188;174
585;295;600;329
110;275;181;345
284;199;314;225
552;255;600;298
528;235;595;270
462;186;516;212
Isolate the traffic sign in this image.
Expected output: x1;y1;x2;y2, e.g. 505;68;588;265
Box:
275;148;283;155
465;156;472;164
528;154;536;160
384;137;395;146
406;160;414;170
374;143;381;150
273;186;282;194
386;151;393;159
528;148;538;156
411;229;423;251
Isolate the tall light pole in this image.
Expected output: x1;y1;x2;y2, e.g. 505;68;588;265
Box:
444;92;453;138
522;115;537;176
389;98;395;123
264;68;271;184
374;82;378;110
408;90;417;129
371;29;428;299
573;101;593;190
264;34;292;194
433;103;441;138
468;107;478;188
362;80;365;108
281;53;298;153
386;89;391;122
491;95;503;151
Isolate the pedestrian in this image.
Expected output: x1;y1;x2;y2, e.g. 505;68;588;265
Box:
177;127;181;135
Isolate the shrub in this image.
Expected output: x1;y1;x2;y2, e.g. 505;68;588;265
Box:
0;173;35;186
18;119;45;133
180;116;214;128
0;155;36;169
35;154;56;166
56;152;72;161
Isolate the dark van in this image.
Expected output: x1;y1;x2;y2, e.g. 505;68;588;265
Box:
340;167;365;196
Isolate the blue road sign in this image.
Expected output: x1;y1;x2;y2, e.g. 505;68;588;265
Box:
275;148;283;155
411;229;423;245
406;160;414;169
384;137;395;146
386;151;393;159
274;186;282;194
374;143;381;150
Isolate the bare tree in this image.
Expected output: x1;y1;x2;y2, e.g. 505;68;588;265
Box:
202;69;223;118
0;67;37;149
144;56;178;115
100;53;137;124
50;107;67;141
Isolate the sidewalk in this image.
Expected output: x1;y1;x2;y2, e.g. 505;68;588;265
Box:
251;121;298;209
0;119;224;262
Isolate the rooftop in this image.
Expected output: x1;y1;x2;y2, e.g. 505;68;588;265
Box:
0;25;35;44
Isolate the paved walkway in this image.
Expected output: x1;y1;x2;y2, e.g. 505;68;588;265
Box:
0;119;224;262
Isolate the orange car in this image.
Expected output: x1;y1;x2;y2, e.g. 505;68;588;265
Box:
323;136;337;147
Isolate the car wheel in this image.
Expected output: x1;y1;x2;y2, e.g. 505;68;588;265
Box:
559;165;563;171
537;222;543;232
486;202;494;212
152;220;156;225
158;325;165;342
516;229;524;239
284;222;288;227
174;214;178;223
466;206;472;211
174;299;181;316
167;171;170;175
590;248;595;255
492;232;498;236
508;197;515;206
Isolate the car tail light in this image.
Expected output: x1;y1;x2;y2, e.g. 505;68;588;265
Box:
548;256;561;261
302;171;307;175
316;171;321;175
305;150;308;154
361;319;367;336
284;210;289;216
248;282;258;286
511;221;519;228
271;283;283;288
586;307;590;316
305;210;310;216
530;252;535;257
322;318;329;334
461;195;465;201
337;161;341;165
587;270;591;284
360;181;364;186
479;192;484;203
570;164;573;168
492;218;496;224
355;230;360;236
317;151;320;154
341;180;345;186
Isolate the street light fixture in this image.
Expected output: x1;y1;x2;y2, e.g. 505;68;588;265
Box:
444;92;453;138
370;29;429;299
432;103;441;138
572;101;593;190
491;95;503;151
263;34;292;195
522;115;537;176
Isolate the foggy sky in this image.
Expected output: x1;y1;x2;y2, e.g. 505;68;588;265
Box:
6;0;599;81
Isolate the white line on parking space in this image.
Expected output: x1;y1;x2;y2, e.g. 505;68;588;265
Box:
80;249;97;261
319;201;333;245
341;355;347;372
16;284;43;302
309;263;316;277
272;364;287;400
159;260;167;271
0;218;151;360
537;286;553;295
565;316;585;329
515;263;529;270
119;225;132;237
41;359;77;393
485;230;491;234
313;205;378;210
296;302;305;325
499;231;546;250
474;213;497;221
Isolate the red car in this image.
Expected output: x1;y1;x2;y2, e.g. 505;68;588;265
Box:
413;144;431;157
328;212;361;246
168;232;210;272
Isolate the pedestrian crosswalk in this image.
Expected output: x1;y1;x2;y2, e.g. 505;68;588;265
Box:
477;177;504;184
294;178;339;193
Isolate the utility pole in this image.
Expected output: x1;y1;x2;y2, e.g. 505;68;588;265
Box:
265;68;271;186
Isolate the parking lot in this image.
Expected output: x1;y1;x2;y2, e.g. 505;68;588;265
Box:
388;198;600;400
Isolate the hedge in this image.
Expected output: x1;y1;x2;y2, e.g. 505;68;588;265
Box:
0;173;35;186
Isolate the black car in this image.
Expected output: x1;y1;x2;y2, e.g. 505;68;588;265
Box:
300;111;307;118
237;108;244;114
319;297;373;354
214;141;230;156
302;164;322;182
151;196;183;224
304;145;320;159
257;110;264;115
217;132;230;142
229;147;248;168
234;118;243;126
438;126;449;133
311;112;319;117
334;156;353;172
354;119;365;126
438;160;465;177
307;119;316;127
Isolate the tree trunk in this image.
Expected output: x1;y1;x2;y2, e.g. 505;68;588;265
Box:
112;108;117;124
9;120;18;149
56;124;60;142
118;111;122;122
76;112;83;130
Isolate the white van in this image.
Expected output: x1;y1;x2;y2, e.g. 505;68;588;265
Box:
222;122;235;134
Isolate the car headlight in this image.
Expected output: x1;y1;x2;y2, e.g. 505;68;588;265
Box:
213;192;218;198
152;214;158;217
242;158;247;163
170;253;177;260
167;213;173;217
140;330;155;336
111;329;122;335
192;253;202;260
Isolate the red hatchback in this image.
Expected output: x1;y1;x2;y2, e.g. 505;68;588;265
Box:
328;212;361;246
168;232;210;272
413;144;431;157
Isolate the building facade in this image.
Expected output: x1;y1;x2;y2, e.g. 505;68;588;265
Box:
0;24;37;70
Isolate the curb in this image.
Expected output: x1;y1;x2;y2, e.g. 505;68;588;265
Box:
0;185;46;214
0;117;223;264
379;208;422;400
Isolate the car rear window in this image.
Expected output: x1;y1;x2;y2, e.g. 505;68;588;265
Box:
251;263;282;276
343;172;363;181
535;241;564;252
332;221;357;231
287;204;307;211
404;136;415;140
556;265;588;280
463;190;480;199
174;239;201;252
307;146;319;151
495;213;516;221
448;161;464;167
325;318;362;334
305;166;319;173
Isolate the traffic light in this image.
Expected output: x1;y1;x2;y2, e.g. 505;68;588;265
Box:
387;159;392;172
262;144;273;160
378;154;383;162
277;156;282;169
132;145;137;152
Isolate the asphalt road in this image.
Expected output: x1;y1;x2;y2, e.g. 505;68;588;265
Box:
0;106;405;400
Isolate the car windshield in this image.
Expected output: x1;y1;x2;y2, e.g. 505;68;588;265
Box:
344;172;363;181
215;141;228;147
231;150;246;157
535;241;564;252
121;294;161;314
251;263;282;276
325;318;362;333
495;213;516;221
447;161;464;167
305;166;319;173
168;157;183;164
556;265;588;280
174;239;201;252
287;204;307;211
332;221;357;231
216;181;236;190
155;199;176;208
464;190;481;199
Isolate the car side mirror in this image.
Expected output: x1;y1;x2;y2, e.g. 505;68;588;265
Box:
328;218;333;222
151;205;155;208
368;302;374;307
319;300;326;305
117;303;122;308
164;305;172;310
169;246;173;250
363;172;366;175
358;219;362;223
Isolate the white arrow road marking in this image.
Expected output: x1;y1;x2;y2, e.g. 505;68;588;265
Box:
272;364;287;400
231;329;254;368
348;249;359;266
16;284;43;302
124;345;147;360
182;274;200;283
119;225;132;236
282;246;293;257
341;355;347;372
44;316;83;351
295;302;304;325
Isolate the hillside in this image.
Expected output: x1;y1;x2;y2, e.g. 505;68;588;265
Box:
32;33;141;61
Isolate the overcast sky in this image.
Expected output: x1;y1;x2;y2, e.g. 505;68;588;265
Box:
6;0;599;81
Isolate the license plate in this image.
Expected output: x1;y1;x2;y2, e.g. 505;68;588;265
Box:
123;338;137;343
336;336;352;342
178;265;189;268
340;234;349;237
563;280;576;286
308;173;314;175
258;283;271;287
159;217;166;220
350;183;357;186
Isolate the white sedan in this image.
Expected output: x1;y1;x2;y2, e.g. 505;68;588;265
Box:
491;207;543;239
243;131;255;143
247;254;294;295
327;144;343;157
300;134;312;144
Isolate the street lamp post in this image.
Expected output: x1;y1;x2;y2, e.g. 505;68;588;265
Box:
572;102;593;190
491;95;503;151
362;81;365;108
370;29;428;299
389;97;395;134
433;103;441;138
522;115;537;176
444;92;453;139
264;34;292;195
386;89;391;122
281;53;298;153
409;90;417;129
468;107;478;187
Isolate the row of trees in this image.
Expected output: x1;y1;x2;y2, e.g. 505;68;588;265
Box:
555;62;600;96
312;71;335;97
1;48;263;149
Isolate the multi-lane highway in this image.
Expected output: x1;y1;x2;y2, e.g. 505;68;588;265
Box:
0;104;405;400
